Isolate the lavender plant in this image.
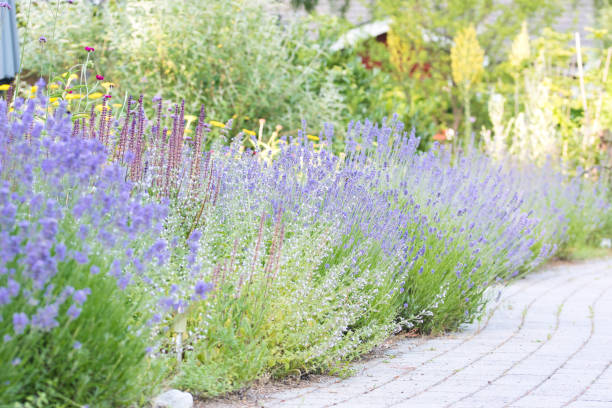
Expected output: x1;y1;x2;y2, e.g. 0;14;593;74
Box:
0;86;608;401
0;84;176;405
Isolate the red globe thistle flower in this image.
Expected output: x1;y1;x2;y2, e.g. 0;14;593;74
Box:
96;74;104;81
84;46;95;52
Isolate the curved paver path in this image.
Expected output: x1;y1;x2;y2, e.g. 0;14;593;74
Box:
203;258;612;408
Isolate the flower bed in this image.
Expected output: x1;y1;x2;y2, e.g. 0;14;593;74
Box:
0;84;608;405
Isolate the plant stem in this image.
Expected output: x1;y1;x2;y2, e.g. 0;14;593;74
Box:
464;88;471;150
514;77;519;116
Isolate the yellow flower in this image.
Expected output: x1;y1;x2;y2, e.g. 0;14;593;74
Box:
49;83;60;90
209;120;226;128
30;86;38;93
388;29;418;75
112;103;122;108
243;129;256;136
184;114;198;122
101;82;116;89
95;104;110;112
61;72;77;80
0;84;10;91
509;21;530;67
49;97;59;103
184;129;193;134
217;44;223;48
307;134;319;141
232;114;238;119
88;92;104;99
65;93;84;100
451;25;484;89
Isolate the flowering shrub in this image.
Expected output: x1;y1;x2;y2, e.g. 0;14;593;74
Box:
0;86;173;405
0;85;608;402
95;93;607;391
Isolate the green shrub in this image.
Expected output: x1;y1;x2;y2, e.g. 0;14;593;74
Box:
20;0;345;137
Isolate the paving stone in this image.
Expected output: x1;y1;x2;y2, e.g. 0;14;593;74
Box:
567;401;612;408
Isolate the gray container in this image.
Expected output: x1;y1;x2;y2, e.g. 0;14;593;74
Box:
1;0;20;82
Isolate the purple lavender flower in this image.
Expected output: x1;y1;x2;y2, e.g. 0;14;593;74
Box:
73;288;91;304
13;312;29;335
0;287;9;305
55;243;67;261
31;304;59;330
73;251;88;265
67;304;81;320
39;217;58;239
194;281;213;299
7;279;19;297
117;274;131;290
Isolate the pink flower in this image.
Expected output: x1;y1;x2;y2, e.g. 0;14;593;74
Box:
96;74;104;81
103;95;112;99
84;46;95;52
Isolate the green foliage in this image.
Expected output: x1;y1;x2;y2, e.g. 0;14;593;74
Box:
168;209;402;395
7;1;612;403
20;0;345;136
378;0;560;64
290;0;352;15
0;219;163;407
482;27;612;172
357;0;562;142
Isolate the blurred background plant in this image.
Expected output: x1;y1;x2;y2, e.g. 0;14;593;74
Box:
18;0;612;166
482;27;612;172
450;25;484;148
373;0;561;147
19;0;345;138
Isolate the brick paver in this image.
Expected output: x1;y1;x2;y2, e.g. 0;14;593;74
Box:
203;258;612;408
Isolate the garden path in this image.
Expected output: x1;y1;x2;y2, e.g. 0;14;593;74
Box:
202;258;612;408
